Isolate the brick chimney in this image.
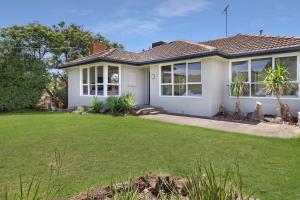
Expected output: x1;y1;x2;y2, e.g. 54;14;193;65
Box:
90;42;108;55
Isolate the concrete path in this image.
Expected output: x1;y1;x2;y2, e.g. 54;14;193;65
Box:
140;114;300;138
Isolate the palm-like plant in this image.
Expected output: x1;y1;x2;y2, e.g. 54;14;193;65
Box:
263;62;292;110
231;74;248;116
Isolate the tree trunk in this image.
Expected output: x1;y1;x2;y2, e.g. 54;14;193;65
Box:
235;97;242;116
255;101;263;121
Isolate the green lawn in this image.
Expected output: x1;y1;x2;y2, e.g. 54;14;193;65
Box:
0;112;299;200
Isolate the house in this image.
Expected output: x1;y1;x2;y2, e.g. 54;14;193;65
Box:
61;34;300;117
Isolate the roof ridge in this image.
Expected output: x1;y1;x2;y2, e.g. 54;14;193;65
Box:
175;40;217;51
236;33;300;39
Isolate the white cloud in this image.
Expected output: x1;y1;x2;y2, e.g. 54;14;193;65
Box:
92;0;208;35
155;0;208;18
94;18;162;35
54;8;94;16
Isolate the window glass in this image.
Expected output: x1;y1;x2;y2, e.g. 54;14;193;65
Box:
174;84;186;96
283;83;298;96
275;56;297;81
161;85;172;96
188;84;202;96
97;66;103;83
82;68;88;84
97;85;104;96
188;62;201;82
231;84;250;96
107;85;119;95
90;85;95;95
251;83;271;97
83;85;88;95
90;67;95;84
173;63;186;84
108;66;119;83
251;58;272;82
161;65;172;83
232;61;248;82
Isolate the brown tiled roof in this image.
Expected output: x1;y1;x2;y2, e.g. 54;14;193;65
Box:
61;34;300;68
200;34;300;55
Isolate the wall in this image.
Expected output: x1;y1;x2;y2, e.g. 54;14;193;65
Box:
67;63;148;108
149;57;225;117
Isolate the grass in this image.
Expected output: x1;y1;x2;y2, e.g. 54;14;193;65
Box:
0;112;299;200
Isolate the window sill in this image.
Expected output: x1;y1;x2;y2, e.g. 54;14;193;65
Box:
229;96;300;100
159;95;203;99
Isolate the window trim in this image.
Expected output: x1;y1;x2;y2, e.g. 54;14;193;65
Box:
80;63;121;97
159;61;202;98
229;52;300;99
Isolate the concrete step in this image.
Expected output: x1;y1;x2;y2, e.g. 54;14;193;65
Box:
134;106;165;115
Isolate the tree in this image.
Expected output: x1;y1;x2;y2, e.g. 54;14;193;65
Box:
0;46;48;111
231;74;248;116
0;22;123;109
264;62;292;114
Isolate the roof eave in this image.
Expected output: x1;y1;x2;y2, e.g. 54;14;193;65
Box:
227;46;300;59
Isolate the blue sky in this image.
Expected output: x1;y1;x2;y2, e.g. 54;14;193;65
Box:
1;0;300;52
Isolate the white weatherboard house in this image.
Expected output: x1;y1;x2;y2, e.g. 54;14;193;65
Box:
61;34;300;117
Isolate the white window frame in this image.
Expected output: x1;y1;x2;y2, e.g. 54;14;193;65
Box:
229;52;300;99
159;61;202;98
80;63;121;97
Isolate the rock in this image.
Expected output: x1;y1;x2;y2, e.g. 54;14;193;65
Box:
69;185;112;200
133;176;149;193
175;178;188;196
157;176;177;194
148;172;159;195
274;117;283;124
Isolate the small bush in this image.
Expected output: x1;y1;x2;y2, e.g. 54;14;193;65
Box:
118;93;135;113
106;96;119;114
89;97;103;113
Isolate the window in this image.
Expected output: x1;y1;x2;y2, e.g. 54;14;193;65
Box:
81;65;120;96
107;66;120;95
231;61;249;96
161;65;172;96
230;55;298;98
160;62;202;96
188;62;202;96
251;58;272;97
275;56;298;96
97;66;104;96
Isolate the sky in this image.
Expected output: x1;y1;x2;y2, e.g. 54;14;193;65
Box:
1;0;300;52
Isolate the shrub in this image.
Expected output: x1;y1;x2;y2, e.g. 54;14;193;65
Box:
89;97;103;113
106;96;119;114
118;93;135;113
0;51;49;111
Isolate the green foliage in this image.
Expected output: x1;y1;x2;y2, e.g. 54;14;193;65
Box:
89;97;103;113
231;74;248;98
0;50;49;111
105;93;135;114
106;96;119;114
264;62;292;105
117;93;135;113
0;22;123;109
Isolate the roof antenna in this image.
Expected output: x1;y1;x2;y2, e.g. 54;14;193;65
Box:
223;4;230;37
259;29;263;35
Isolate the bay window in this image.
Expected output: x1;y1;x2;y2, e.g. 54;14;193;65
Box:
81;65;120;96
230;55;298;98
160;62;202;97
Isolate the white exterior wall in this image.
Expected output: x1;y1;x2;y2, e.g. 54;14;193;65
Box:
67;51;300;116
222;52;300;115
149;57;225;117
67;62;148;108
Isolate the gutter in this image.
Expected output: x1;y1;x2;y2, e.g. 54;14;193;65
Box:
59;46;300;69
